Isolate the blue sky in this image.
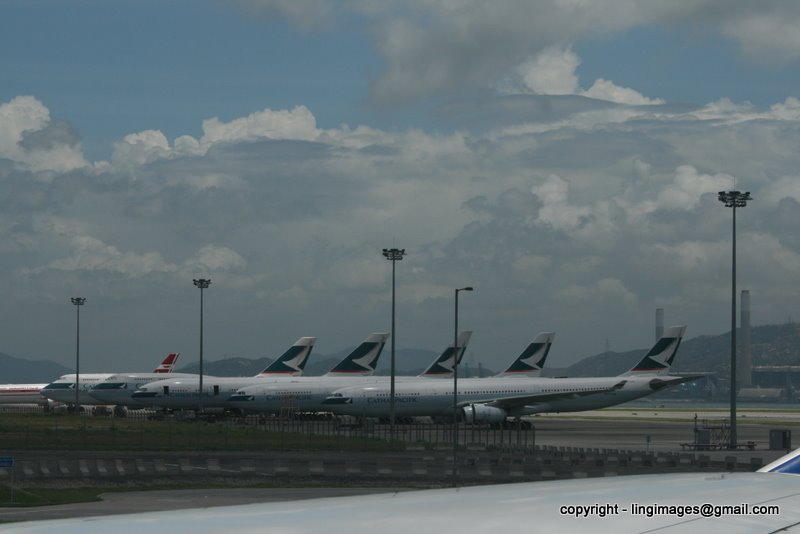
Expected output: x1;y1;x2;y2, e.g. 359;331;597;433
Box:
3;1;800;373
7;1;799;160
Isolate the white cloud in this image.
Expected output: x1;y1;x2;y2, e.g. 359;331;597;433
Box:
34;235;177;278
502;46;663;106
649;240;726;273
112;130;171;168
185;245;247;273
168;173;249;191
514;46;580;95
532;174;591;232
583;79;664;106
21;220;246;279
200;105;320;145
559;278;639;307
759;174;800;205
13;2;800;373
0;96;49;154
174;135;203;156
0;96;89;173
655;166;732;211
108;106;323;170
8;85;800;369
721;8;800;63
769;97;800;120
232;3;800;105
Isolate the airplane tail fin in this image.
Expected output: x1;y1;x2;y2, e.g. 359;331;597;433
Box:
418;331;473;378
153;353;180;373
258;337;316;376
623;325;687;375
326;333;389;376
496;332;555;377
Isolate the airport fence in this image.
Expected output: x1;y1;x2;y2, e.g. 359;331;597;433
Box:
0;409;537;452
222;414;537;452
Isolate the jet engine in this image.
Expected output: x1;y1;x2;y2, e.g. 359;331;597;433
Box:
462;404;507;424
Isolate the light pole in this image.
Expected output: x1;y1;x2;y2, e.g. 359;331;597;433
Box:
718;189;751;449
382;248;405;437
193;278;211;413
453;285;473;486
70;297;86;412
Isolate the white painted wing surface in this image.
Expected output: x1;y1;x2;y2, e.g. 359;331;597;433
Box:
4;471;800;533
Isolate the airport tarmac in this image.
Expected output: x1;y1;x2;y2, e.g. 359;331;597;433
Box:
531;407;800;453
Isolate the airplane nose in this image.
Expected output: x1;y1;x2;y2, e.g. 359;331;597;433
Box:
131;391;158;398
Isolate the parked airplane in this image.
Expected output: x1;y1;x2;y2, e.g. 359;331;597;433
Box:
323;326;692;423
0;354;183;408
89;337;315;411
130;334;384;411
39;353;182;406
224;331;475;414
10;445;800;533
0;383;51;406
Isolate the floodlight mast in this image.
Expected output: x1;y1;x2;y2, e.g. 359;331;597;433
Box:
453;286;473;487
717;190;751;449
193;278;211;413
70;297;86;412
382;248;405;437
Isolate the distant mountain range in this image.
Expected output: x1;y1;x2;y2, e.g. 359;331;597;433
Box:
544;322;800;378
3;323;799;384
0;352;71;383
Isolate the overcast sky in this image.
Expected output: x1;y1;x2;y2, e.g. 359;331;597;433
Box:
3;1;800;374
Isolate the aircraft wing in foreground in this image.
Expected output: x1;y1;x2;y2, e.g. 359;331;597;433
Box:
9;447;800;533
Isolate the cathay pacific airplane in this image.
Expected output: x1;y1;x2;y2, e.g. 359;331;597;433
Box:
89;337;316;410
9;446;800;533
39;352;182;406
323;326;693;423
224;331;476;414
130;334;384;411
224;330;556;414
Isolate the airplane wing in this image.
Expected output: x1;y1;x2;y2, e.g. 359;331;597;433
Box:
461;380;627;411
8;468;800;533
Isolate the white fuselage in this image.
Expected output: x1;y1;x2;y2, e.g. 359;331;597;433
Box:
325;374;681;419
131;375;316;410
134;374;446;411
40;374;115;405
227;376;422;413
0;383;49;405
89;373;198;406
